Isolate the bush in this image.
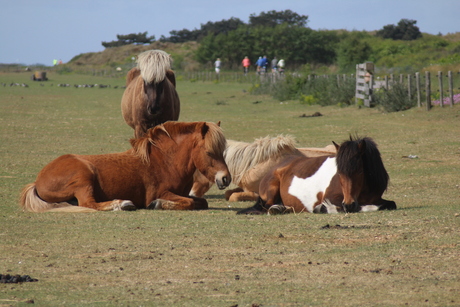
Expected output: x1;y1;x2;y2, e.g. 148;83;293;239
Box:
250;74;356;106
300;76;355;106
372;82;416;112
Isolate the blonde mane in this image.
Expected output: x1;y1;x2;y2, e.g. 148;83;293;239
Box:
136;50;172;84
130;122;227;164
225;135;299;185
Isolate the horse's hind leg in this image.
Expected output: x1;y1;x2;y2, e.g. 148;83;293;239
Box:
378;199;397;211
73;189;137;211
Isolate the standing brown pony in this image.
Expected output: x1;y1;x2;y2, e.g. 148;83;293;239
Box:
19;122;231;212
121;50;180;138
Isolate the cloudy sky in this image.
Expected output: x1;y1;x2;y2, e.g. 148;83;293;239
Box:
1;0;458;65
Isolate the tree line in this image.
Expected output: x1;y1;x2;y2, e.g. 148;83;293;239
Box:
101;11;424;72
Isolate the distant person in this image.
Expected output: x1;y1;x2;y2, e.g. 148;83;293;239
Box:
271;57;278;73
214;58;221;74
242;56;251;75
58;59;63;65
53;59;58;66
255;56;263;74
256;56;268;74
277;59;285;74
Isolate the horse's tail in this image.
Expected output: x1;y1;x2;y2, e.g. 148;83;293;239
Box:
137;50;172;84
19;183;96;213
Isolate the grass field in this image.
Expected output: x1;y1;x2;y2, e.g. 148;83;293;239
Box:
1;71;459;306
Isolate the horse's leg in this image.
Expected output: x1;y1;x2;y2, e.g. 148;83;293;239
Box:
190;170;213;198
236;197;267;215
228;191;259;202
73;190;137;211
224;187;243;200
147;191;206;210
378;199;397;211
134;125;146;139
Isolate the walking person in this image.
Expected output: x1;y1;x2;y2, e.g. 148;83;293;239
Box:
214;58;221;80
242;56;251;75
277;59;285;75
271;57;278;73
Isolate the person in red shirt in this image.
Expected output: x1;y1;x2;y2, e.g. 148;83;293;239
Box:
242;56;251;75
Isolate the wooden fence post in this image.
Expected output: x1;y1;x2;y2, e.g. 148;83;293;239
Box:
407;74;412;99
438;71;443;108
415;72;421;107
425;71;431;111
448;71;454;107
355;62;374;107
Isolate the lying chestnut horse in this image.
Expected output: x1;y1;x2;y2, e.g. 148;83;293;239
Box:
237;136;396;214
20;122;231;212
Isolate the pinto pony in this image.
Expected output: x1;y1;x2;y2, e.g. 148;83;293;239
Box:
19;122;231;212
121;50;180;138
190;135;336;201
237;136;396;214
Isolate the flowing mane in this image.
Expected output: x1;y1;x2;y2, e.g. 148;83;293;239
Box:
130;121;227;164
136;49;172;84
336;136;389;194
225;135;298;185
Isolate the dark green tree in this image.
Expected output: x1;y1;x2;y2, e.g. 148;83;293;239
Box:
376;19;422;40
102;32;155;48
249;10;309;27
337;32;372;72
161;17;244;43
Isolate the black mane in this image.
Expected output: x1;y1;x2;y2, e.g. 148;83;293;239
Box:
336;136;389;194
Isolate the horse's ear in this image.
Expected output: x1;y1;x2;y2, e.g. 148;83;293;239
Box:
216;121;221;127
332;141;340;151
358;139;367;154
200;122;209;139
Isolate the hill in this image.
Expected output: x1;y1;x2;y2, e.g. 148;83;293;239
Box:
68;41;200;72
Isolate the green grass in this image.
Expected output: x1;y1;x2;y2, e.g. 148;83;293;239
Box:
1;72;459;306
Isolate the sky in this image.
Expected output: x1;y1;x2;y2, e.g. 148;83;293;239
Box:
1;0;459;66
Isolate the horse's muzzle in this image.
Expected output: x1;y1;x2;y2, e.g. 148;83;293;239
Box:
215;172;231;190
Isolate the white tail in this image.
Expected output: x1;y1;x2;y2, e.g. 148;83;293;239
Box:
19;183;96;213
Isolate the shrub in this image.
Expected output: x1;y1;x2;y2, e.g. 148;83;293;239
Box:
372;82;416;112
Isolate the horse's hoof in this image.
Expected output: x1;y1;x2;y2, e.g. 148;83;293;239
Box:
120;201;137;211
267;204;293;215
147;200;161;210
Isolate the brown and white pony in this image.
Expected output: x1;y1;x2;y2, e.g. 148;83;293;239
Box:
19;122;231;212
190;135;336;202
237;136;396;214
121;50;180;138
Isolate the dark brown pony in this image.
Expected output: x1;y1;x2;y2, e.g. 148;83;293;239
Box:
20;122;231;212
237;136;396;215
121;50;180;138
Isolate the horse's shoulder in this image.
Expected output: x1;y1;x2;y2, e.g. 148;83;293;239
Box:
126;68;141;86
